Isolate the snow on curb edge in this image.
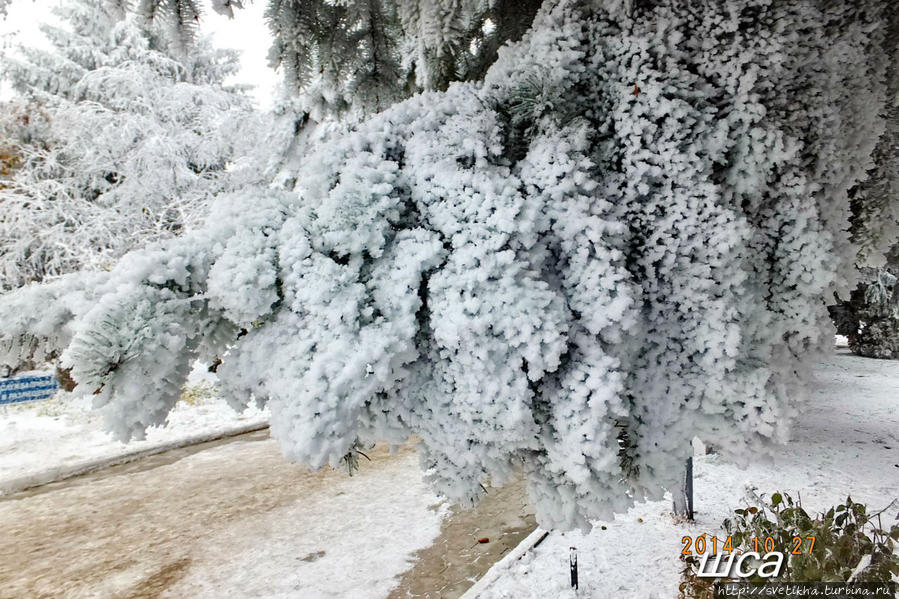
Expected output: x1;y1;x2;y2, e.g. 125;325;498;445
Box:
0;420;269;496
460;527;549;599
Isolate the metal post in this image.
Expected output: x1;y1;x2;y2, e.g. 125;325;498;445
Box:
673;456;694;520
569;546;578;590
685;456;694;520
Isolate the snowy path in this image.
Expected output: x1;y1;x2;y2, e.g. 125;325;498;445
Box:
0;431;446;599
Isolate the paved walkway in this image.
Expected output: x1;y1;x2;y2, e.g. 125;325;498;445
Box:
388;478;536;599
0;430;534;598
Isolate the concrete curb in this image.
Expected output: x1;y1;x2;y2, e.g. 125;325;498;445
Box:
0;420;269;497
459;527;549;599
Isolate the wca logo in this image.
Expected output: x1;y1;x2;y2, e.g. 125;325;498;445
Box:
694;551;786;579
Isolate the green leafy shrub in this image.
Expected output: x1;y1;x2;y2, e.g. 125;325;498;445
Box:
680;492;899;598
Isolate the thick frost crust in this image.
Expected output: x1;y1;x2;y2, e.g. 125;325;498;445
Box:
0;0;896;530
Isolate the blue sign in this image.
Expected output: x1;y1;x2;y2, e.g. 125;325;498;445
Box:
0;373;59;405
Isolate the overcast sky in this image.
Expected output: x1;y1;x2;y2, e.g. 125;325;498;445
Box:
0;0;280;107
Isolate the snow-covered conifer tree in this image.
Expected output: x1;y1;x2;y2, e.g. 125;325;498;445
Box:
829;12;899;359
830;245;899;359
1;0;897;531
0;0;261;289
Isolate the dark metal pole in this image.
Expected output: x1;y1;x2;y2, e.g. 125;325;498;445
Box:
685;456;694;520
673;456;694;520
569;546;578;590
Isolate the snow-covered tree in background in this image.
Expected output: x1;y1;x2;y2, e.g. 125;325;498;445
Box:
1;0;898;531
828;44;899;360
0;0;264;290
830;245;899;359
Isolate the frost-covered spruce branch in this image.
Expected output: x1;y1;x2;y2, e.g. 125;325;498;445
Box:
131;0;545;118
1;0;898;531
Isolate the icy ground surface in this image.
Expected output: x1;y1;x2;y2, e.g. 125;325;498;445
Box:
474;349;899;598
0;433;447;598
0;363;267;489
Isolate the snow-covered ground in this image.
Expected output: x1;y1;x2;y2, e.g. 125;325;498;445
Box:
161;442;448;599
473;349;899;598
0;433;448;599
0;364;267;491
1;367;450;599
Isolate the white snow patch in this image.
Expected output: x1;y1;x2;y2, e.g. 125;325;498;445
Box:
163;445;448;599
847;554;872;583
0;363;267;488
